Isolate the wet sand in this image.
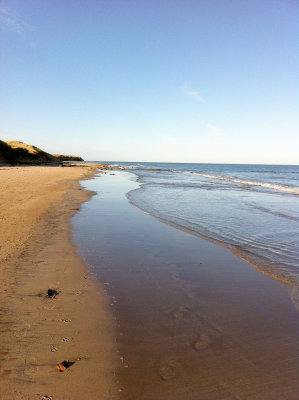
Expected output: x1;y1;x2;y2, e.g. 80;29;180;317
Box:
0;165;118;399
74;171;299;400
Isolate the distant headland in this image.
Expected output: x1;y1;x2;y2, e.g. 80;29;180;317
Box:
0;140;84;165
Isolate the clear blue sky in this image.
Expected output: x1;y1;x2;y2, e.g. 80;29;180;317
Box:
1;0;298;163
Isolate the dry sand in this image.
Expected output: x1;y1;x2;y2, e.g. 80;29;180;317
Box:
0;165;119;400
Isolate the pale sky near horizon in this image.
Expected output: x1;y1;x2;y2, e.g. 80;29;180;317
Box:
1;0;298;164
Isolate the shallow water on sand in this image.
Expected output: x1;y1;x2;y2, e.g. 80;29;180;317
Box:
73;171;299;400
94;162;299;288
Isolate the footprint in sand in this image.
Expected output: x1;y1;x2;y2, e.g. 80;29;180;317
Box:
24;358;39;377
43;304;56;311
169;306;196;321
156;360;180;381
24;364;39;376
191;333;211;351
13;324;31;338
171;272;180;281
14;329;28;338
181;287;197;299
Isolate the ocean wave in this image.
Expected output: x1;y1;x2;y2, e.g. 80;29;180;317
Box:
197;173;299;195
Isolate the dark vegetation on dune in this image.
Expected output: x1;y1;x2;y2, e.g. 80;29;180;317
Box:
53;154;84;161
0;140;84;165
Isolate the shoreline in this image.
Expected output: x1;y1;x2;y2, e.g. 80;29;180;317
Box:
129;173;299;292
128;194;298;294
74;171;299;399
1;166;299;399
0;165;119;399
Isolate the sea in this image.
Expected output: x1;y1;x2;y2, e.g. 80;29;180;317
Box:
89;162;299;289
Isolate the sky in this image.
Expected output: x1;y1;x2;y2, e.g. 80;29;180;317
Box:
0;0;298;164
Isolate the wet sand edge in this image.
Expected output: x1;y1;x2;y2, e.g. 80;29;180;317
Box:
127;176;299;292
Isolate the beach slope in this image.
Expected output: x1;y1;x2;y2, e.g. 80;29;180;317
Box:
0;165;118;400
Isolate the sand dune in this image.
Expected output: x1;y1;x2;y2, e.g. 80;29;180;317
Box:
0;140;84;165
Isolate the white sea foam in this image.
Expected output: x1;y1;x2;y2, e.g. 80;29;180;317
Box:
197;173;299;195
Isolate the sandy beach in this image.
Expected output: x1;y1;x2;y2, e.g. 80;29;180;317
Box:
0;165;119;400
1;0;297;397
1;166;299;400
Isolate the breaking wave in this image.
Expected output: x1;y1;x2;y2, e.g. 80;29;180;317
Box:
197;173;299;195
